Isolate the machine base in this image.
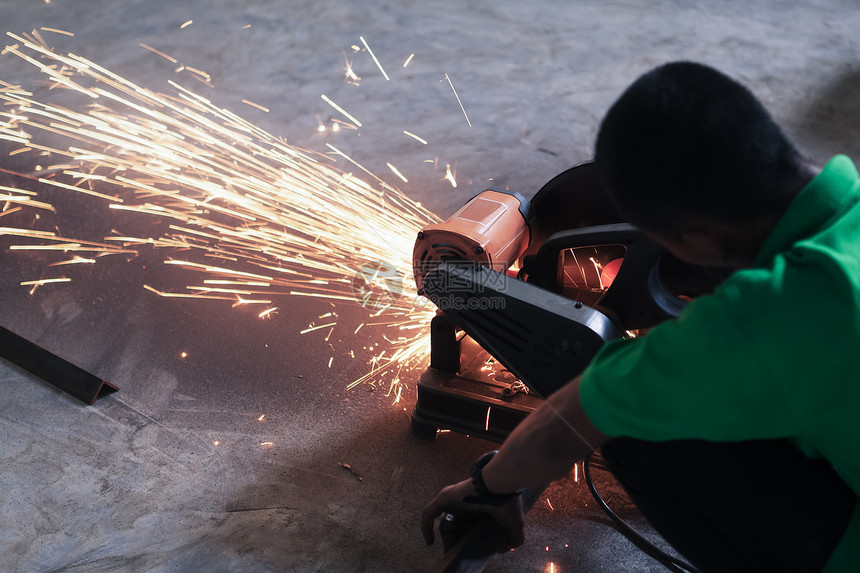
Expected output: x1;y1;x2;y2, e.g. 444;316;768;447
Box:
412;339;544;442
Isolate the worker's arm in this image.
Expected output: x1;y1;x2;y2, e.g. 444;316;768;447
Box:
483;374;609;492
420;375;610;547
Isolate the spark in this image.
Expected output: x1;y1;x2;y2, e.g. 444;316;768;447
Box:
444;73;471;128
0;195;54;211
182;65;211;82
258;307;278;319
180;20;193;29
386;162;408;183
403;130;427;144
258;414;266;421
328;357;334;368
260;441;273;447
485;406;491;431
205;280;270;287
589;256;604;289
241;99;269;113
546;498;554;511
343;52;361;84
212;440;220;446
359;36;389;81
139;43;178;63
574;462;578;483
300;322;338;334
20;277;71;286
320;94;362;127
403;54;415;67
180;351;188;358
231;296;271;307
0;33;439;394
40;27;74;37
242;25;252;30
9;243;83;253
144;284;234;300
444;163;457;188
49;256;97;266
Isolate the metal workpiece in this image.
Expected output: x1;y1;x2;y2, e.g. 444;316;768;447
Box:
0;325;117;405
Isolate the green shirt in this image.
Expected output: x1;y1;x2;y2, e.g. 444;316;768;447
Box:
579;155;860;571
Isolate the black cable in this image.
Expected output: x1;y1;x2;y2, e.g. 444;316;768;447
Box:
584;453;701;573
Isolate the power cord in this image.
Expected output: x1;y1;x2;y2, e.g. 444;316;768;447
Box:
584;452;701;573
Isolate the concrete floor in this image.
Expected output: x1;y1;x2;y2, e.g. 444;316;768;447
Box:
2;1;859;571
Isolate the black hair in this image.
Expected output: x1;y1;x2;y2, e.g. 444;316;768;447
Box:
594;61;808;238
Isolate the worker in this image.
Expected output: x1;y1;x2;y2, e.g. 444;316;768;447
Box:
420;61;860;572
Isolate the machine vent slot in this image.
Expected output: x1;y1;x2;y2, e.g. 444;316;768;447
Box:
461;308;528;347
431;243;468;258
462;316;526;358
417;249;433;277
486;306;533;336
434;249;464;259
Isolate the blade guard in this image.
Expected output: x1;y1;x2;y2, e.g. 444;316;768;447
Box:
422;262;622;398
526;223;687;330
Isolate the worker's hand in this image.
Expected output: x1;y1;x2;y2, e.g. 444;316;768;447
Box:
420;478;525;553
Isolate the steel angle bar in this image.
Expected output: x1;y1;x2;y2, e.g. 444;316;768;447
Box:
0;325;117;405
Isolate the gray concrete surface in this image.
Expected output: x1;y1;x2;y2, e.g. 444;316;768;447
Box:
1;1;859;571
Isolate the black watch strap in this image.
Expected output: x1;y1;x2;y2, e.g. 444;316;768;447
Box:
465;450;523;506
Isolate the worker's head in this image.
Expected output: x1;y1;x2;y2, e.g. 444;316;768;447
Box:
594;61;813;266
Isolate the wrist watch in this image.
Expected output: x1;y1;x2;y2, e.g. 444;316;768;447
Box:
465;450;523;506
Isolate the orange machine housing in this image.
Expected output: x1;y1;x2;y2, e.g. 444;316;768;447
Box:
413;190;532;293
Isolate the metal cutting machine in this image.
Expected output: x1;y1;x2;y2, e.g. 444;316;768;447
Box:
411;162;725;442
